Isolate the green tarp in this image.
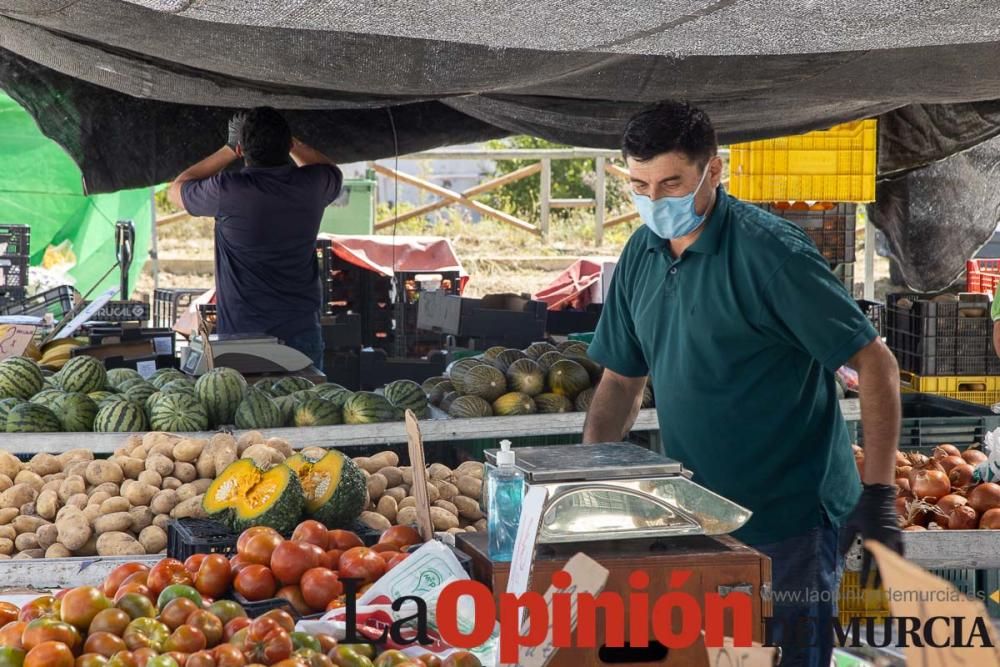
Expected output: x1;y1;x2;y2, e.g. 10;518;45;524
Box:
0;91;151;299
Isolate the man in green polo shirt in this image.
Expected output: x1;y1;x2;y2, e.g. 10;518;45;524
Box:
584;102;902;667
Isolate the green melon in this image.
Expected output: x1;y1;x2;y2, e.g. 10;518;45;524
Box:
148;368;187;389
59;392;99;432
506;358;545;397
383;379;428;413
106;367;142;389
547;359;591;399
150;393;210;432
94;401;149;432
524;342;558;360
536;351;565;375
481;346;507;361
448;395;493;418
234;387;284;430
491;349;527;374
462;365;507;402
343;392;398;424
271;376;314;397
492;392;537;416
294;398;343;427
566;353;604;385
642;386;654;409
0;357;44;400
440;390;460;413
558;341;589;354
534;393;573;414
195;367;248;427
285;450;366;528
58;356;107;395
446;358;490;394
574;387;596;412
424;378;454;407
7;402;60;432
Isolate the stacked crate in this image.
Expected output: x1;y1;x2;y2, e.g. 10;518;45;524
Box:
0;224;30;305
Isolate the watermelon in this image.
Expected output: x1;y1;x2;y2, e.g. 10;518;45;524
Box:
343;392;398;424
150;393;210;432
506;358;545;397
159;379;196;396
448;395;493;419
149;368;187;389
58;356;108;394
0;357;44;400
534;393;573;414
273;396;296;426
524;342;558;360
234;387;284;430
574;387;595;412
547;359;591;399
423;378;454;407
123;381;158;406
29;388;65;407
294;398;343;427
536;351;565;375
106;368;142;389
461;365;507;402
383;379;428;413
253;378;275;396
59;393;99;432
271;376;314;397
98;394;130;410
7;402;60;432
313;386;353;410
492;392;537;416
491;349;527;374
195;367;248;427
312;383;347;400
94;401;149;432
289;389;318;406
0;397;24;423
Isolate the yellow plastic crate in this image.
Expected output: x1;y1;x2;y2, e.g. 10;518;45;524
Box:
899;370;1000;406
729;119;877;202
838;571;889;626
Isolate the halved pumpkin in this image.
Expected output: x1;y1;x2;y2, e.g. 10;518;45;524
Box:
203;460;304;534
285;450;366;528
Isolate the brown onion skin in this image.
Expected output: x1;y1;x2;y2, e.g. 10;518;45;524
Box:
935;444;962;458
910;469;951;502
939;455;965;473
934;494;969;527
979;508;1000;529
895;495;908;517
903;525;927;531
948;505;979;530
896;478;911;496
896;451;909;466
950;464;975;488
962;449;988;465
968;482;1000;514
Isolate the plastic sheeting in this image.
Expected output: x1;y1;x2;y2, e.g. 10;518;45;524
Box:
319;234;467;290
533;259;604;310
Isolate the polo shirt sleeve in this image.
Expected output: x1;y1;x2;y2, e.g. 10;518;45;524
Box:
588;256;649;378
757;251;878;372
180;175;223;217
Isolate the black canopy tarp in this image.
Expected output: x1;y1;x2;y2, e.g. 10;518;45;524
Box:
2;1;1000;288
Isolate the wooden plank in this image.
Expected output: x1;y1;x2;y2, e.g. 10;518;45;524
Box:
604;210;640;228
540;158;551;237
548;198;595;208
901;530;1000;569
0;555;161;590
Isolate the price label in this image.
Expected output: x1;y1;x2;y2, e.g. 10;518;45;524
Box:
136;360;157;379
153;337;172;355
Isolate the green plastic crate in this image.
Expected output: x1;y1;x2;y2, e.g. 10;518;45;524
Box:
320;179;375;235
568;332;595;343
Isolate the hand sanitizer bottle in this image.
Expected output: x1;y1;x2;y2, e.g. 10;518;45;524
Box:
487;439;524;562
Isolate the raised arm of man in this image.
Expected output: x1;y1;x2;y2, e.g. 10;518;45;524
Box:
289;137;335;167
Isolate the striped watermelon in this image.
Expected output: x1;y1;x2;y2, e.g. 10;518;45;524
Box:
383;380;428;412
195;367;248;427
273;396;296;426
289;389;317;406
58;356;108;394
0;357;43;400
462;365;507;402
124;382;158;406
94;401;149;433
343;392;398;424
149;368;187;389
312;383;347;400
7;402;60;432
59;393;99;432
253;378;275;396
313;386;353;410
150;393;209;432
106;367;141;389
30;388;65;407
0;397;24;424
294;398;343;427
271;376;313;397
448;395;493;419
159;379;196;396
234;387;284;430
98;394;130;410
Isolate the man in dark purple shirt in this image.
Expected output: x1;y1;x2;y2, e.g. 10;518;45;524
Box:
167;107;342;370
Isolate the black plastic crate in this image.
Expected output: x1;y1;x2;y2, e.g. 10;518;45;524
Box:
761;203;857;265
359;348;448;390
886;293;993;375
0;225;29;257
0;285;77;319
546;304;604;336
167;518;239;561
856;299;885;337
0;255;29;290
154;287;209;329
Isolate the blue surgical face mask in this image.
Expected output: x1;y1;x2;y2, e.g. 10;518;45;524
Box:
632;166;711;239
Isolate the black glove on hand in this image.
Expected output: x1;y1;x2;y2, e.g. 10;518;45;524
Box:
838;483;903;588
226;112;246;152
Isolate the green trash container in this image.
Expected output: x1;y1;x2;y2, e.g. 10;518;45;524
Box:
320;178;376;235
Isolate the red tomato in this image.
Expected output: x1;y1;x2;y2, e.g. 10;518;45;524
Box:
290;521;329;550
83;632;128;658
159;598;198;631
317;550;342;572
194;555;232;600
132;648;157;667
386;553;410;572
19;597;57;623
113;585;152;605
299;569;343;612
22;618;80;652
186;610;223;648
102;565;150;600
338;547;386;584
60;587;112;632
114;593;157;622
89;609;132;637
228;555;251;576
240;533;283;567
0;621;26;649
213;643;246;667
187;651;216;667
241;618;292;665
326;531;363;551
236;527;282;553
255;611;294;635
24;640;74;667
105;651;138;667
269;542;320;586
184;555;208;577
118;572;150;591
274;587;310;617
324;597;346;612
165;651;190;667
0;603;18;628
164;625;207;654
233;566;277;603
222;618;250;643
76;653;109;667
376;550;399;563
146;561;192;599
378;526;422;550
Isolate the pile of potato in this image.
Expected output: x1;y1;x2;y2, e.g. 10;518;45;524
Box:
0;431;294;559
333;449;486;537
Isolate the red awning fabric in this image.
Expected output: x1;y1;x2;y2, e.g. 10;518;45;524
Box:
318;234;468;292
533;259;604;310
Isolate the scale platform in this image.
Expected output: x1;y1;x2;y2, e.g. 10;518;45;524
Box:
181;333;315;376
485;442;751;543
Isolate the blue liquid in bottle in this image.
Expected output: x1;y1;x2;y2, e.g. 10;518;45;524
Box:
487;439;524;562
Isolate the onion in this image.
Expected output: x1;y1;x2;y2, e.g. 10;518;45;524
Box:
911;469;951;502
907;453;930;468
950;464;975;488
962;449;988;465
903;525;927;531
939;455;965;473
948;505;979;530
968;483;1000;514
927;522;943;530
896;478;911;496
934;494;969;527
896;451;909;466
935;444;962;458
896;465;912;479
979;508;1000;529
895;495;909;517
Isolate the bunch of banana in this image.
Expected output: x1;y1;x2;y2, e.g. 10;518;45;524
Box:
38;338;85;369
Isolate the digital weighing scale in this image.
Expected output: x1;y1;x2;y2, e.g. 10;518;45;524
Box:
180;333;315;376
484;442;751;543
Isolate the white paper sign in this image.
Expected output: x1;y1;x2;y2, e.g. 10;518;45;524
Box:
153;337;172;355
52;287;118;340
136;360;157;379
506;485;549;602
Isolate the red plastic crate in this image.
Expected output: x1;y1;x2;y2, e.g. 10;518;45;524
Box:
966;259;1000;296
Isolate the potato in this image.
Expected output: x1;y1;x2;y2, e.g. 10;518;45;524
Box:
85;461;124;486
150;439;178;460
2;484;36;509
398;496;416;510
97;532;145;557
94;512;133;534
236;431;265;453
150;489;179;515
187;479;212;495
173;439;206;463
35;490;59;521
0;525;14;542
401;467;414;486
241;445;283;470
14;533;38;552
14;471;43;493
455;476;482;500
88;491;113;508
474;518;487;532
162;477;182;491
40;480;61;496
74;534;99;557
129;506;154;533
0;538;11;556
176;483;202;502
82;505;102;525
99;497;131;515
143;431;179;453
152;514;172;530
195;441;217;479
376;495;398;524
427;463;453;482
429;506;459;531
417;482;440;503
90;482;120;498
359;511;392;532
65;461;89;479
56;510;92;551
36;523;58;550
456;462;484;480
0;508;16;525
45;543;72;558
369;451;400;469
385;487;407;504
213;438;238;478
433;499;458;517
366;473;387;501
0;452;21;480
19;502;35;518
0;475;12;494
145;454;174;478
172;462;197;484
131;444;151;460
112;456;145;480
138;526;168;553
453;495;483;521
28;453;62;477
264;438;293;458
65;494;89;511
13;514;47;534
119;435;143;455
377;466;403;488
57;449;94;466
432;480;459;501
171;496;207;519
137;471;163;488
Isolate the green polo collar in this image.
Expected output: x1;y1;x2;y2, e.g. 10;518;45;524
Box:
645;186;730;255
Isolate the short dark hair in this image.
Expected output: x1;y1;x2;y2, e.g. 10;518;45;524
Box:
622;101;717;166
241;107;292;167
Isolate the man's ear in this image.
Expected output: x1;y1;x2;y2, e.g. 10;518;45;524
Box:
709;154;724;187
235;144;244;159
